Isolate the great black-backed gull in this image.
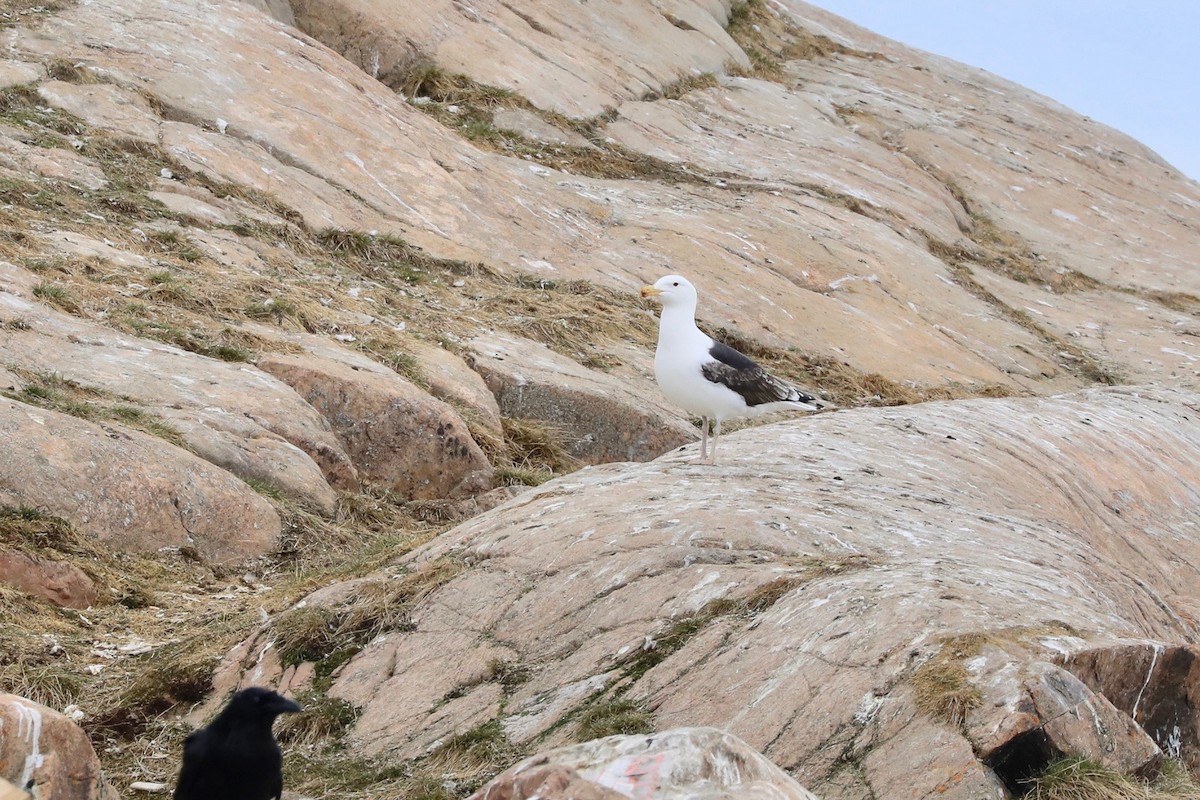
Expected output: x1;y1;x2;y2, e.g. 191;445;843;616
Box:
641;274;824;464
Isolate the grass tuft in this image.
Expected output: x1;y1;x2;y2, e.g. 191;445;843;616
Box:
912;656;981;729
274;605;340;668
574;698;654;740
276;692;360;744
499;417;578;476
1025;755;1200;799
428;719;521;773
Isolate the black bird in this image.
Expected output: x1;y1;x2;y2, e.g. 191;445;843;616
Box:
174;687;301;800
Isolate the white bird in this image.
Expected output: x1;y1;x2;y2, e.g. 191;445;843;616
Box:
641;274;824;464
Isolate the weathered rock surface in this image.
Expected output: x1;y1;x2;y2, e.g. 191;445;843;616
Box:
0;694;118;800
466;332;697;464
473;727;819;800
967;651;1162;792
0;550;96;609
216;385;1200;796
2;0;1200;793
1066;643;1200;777
258;349;493;500
0;260;349;514
289;0;748;118
0;396;280;564
405;338;504;443
0;126;108;191
6;0;1198;393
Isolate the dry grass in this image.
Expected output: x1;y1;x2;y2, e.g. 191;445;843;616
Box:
3;368;189;448
644;72;719;101
276;693;360;745
574;698;654;740
1027;757;1200;800
499;417;578;478
913;624;1082;730
912;656;982;729
725;0;883;81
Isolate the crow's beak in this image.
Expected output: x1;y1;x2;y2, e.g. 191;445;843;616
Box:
274;696;302;715
641;286;661;298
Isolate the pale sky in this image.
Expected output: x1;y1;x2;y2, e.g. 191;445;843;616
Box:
811;2;1200;181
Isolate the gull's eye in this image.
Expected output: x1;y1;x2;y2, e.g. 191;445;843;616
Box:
672;281;679;287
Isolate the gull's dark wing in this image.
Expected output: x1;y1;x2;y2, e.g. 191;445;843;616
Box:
702;341;822;408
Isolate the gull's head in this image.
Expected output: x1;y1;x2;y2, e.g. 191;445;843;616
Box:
640;274;697;308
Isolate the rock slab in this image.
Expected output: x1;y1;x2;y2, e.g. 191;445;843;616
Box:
0;550;96;609
472;727;819;800
0;397;280;565
0;694;118;800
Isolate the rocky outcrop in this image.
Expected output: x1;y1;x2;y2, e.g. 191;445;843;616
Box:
2;0;1200;793
6;0;1197;396
0;396;280;564
259;350;493;500
0;550;96;609
1066;643;1200;777
473;727;820;800
466;332;696;464
214;385;1200;796
406;338;505;443
0;261;350;514
0;694;118;800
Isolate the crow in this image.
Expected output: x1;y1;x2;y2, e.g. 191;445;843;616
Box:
174;687;301;800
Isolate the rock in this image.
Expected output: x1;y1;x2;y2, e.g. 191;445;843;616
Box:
472;764;626;800
0;550;97;609
406;338;504;443
0;62;41;90
7;0;1198;393
1026;663;1160;776
1066;642;1200;776
855;701;1007;799
236;0;295;27
465;332;696;464
491;109;593;148
472;728;819;800
967;652;1161;792
0;777;30;800
257;349;493;500
146;188;236;225
36;80;160;143
216;386;1200;796
0;260;351;512
0;694;118;800
0;129;108;191
288;0;747;118
0;397;280;564
127;782;169;793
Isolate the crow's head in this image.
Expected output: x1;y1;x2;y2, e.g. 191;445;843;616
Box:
223;687;302;721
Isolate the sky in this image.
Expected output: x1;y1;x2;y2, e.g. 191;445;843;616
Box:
810;1;1200;181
